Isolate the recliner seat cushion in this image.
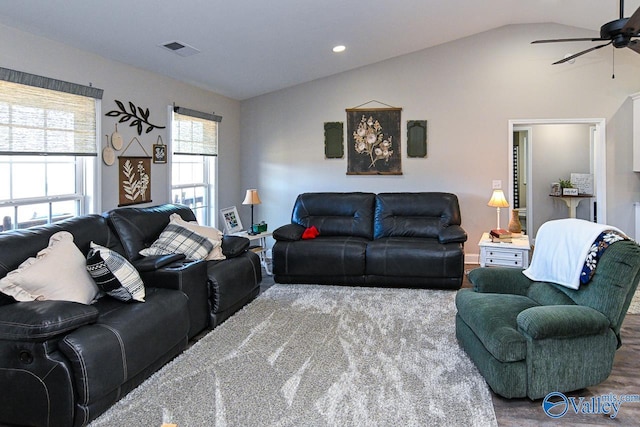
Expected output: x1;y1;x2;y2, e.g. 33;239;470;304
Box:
58;287;189;408
273;236;368;277
455;290;537;362
365;237;463;278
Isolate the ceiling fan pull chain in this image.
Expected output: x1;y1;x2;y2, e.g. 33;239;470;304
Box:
612;48;616;79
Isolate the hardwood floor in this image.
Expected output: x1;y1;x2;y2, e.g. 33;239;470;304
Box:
259;265;640;426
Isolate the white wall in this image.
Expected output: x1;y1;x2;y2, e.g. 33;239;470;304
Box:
0;23;242;226
240;23;640;256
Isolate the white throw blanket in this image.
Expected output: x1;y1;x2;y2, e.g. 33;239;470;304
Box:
523;219;623;290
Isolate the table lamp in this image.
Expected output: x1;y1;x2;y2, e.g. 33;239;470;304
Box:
242;189;261;234
487;189;509;229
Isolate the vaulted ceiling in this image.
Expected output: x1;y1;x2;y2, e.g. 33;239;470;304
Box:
0;0;638;100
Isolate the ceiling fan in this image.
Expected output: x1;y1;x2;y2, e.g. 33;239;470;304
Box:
532;0;640;64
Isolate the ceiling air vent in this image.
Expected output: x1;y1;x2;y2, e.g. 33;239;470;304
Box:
160;40;200;57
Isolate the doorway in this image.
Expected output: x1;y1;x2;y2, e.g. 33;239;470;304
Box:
508;119;606;241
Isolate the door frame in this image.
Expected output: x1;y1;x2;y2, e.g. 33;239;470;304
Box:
508;118;606;238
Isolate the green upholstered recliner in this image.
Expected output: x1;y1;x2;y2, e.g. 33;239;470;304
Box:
455;239;640;399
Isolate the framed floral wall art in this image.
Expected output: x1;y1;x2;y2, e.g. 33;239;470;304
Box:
118;156;152;206
346;107;402;175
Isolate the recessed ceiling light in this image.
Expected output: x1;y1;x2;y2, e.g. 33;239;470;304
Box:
332;45;346;53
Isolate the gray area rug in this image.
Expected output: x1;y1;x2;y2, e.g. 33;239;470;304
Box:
91;285;497;426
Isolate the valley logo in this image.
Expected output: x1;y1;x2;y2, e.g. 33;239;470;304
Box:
542;391;640;419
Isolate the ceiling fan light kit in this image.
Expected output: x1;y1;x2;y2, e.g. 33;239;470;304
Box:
532;0;640;65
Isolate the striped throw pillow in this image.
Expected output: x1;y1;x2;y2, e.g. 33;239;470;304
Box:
86;242;145;302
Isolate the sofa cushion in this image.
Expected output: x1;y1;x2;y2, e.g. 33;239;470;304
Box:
291;192;375;239
106;204;197;261
455;290;537;362
0;215;121;287
0;231;99;305
140;223;213;260
86;242;145;302
374;192;462;239
365;237;463;279
273;236;368;277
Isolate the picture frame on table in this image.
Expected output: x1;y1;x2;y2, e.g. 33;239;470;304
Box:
220;206;243;234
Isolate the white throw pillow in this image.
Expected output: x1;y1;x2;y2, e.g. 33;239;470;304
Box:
86;242;145;302
0;231;99;304
169;213;225;260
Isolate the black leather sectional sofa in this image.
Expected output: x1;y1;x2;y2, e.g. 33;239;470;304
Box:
273;192;467;289
0;204;261;427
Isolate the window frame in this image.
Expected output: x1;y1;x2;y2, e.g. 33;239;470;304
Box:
0;69;102;231
168;105;218;227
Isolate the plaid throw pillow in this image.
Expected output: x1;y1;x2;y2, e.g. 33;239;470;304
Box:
86;242;145;302
139;223;214;260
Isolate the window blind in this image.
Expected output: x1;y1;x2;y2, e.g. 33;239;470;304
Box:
173;106;220;156
0;68;102;156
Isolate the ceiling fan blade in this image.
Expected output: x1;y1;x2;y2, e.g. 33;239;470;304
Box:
622;5;640;35
532;38;606;44
628;39;640;54
552;42;612;64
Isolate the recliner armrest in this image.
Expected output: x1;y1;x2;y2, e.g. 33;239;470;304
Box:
438;224;467;244
468;267;532;295
517;305;610;340
132;254;186;272
273;223;305;241
222;235;250;257
0;301;99;341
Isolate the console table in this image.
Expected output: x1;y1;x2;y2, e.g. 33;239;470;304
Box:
550;194;593;218
478;233;531;268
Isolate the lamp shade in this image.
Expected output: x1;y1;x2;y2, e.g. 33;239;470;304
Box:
242;189;261;205
487;190;509;208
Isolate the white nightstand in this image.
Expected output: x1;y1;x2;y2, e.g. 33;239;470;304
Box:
232;231;272;275
478;233;531;268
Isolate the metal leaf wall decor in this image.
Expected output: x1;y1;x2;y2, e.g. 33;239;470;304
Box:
106;100;166;135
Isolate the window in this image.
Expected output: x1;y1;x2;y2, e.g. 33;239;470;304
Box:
170;106;220;226
0;68;102;231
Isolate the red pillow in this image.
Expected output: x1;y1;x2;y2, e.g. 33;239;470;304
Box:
301;225;320;240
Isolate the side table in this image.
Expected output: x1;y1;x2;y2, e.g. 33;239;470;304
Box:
478;233;531;268
232;231;272;275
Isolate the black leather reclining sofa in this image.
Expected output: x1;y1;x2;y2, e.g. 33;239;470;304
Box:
273;192;467;289
0;203;261;427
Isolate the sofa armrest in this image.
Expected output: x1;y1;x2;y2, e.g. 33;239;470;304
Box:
438;225;467;244
132;254;186;272
273;224;305;241
517;305;610;340
222;235;250;258
468;267;532;295
0;301;99;341
139;259;207;291
139;259;209;338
